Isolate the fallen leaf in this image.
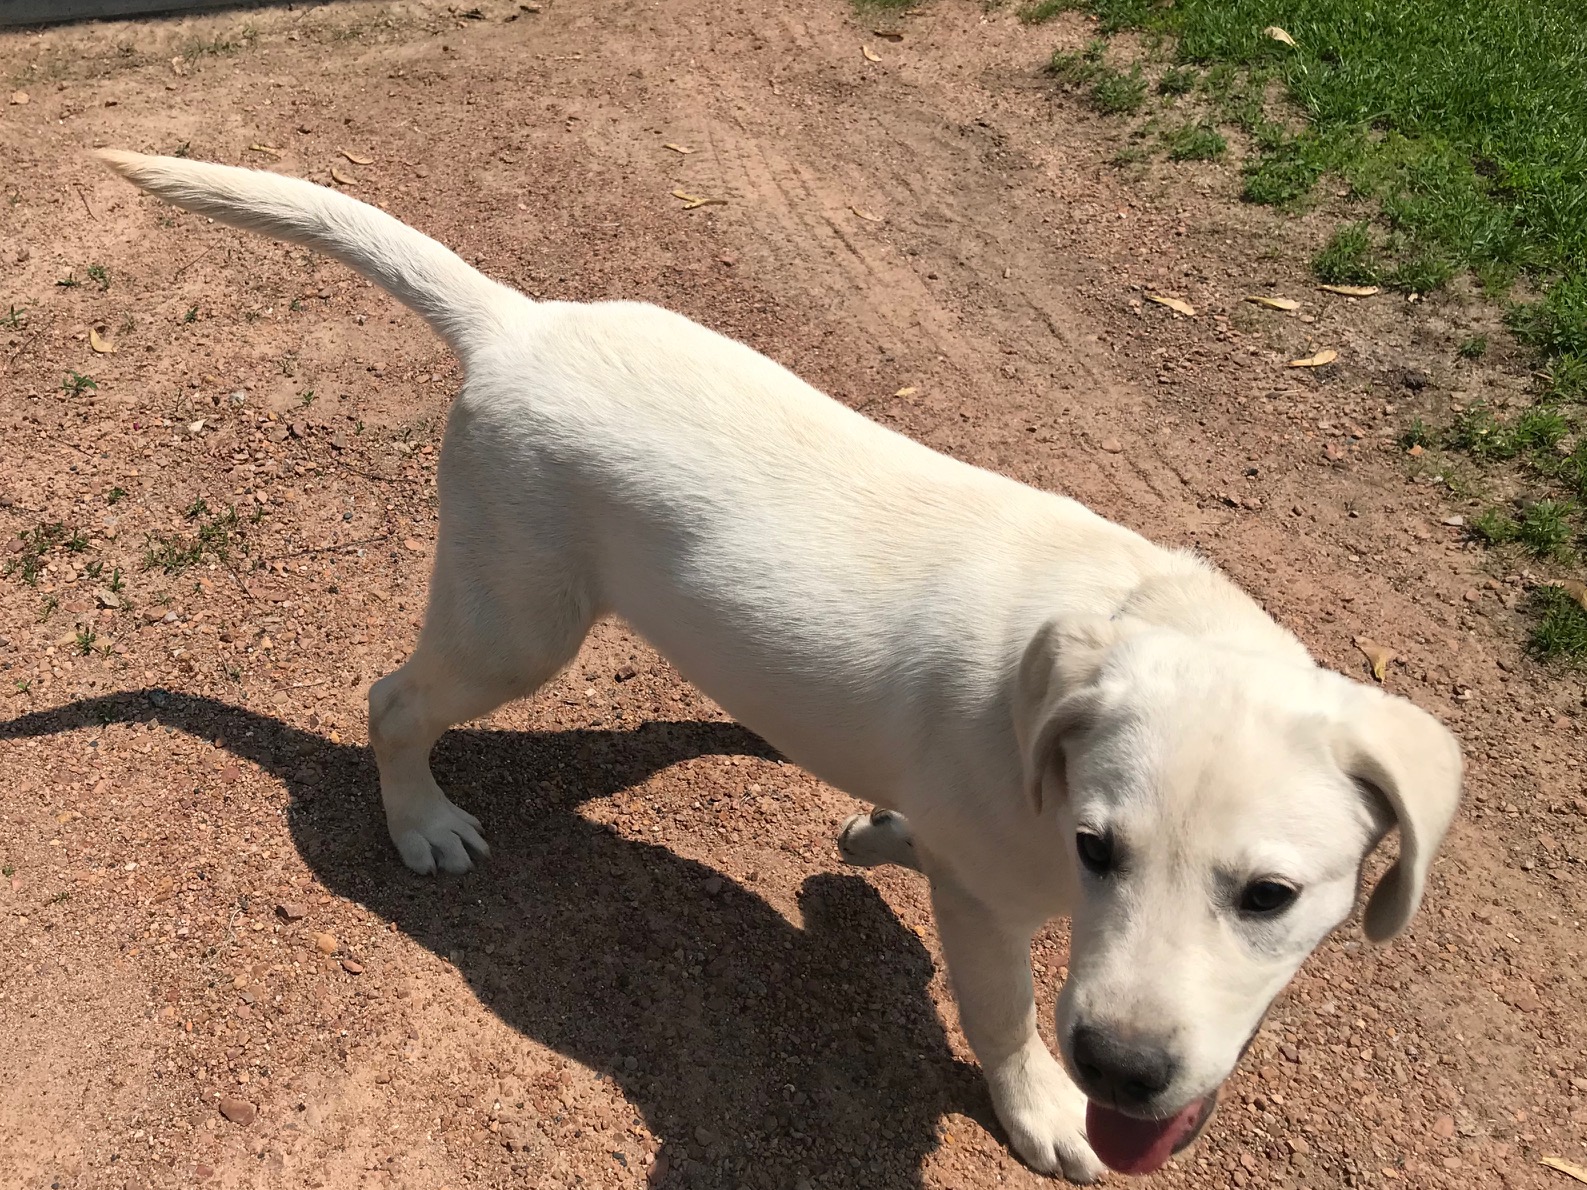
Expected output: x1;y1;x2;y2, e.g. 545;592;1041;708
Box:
873;29;903;41
1147;294;1196;317
246;143;283;158
1555;579;1587;612
1318;284;1381;297
851;206;883;222
671;188;726;210
339;149;374;165
330;166;356;186
1355;637;1395;683
89;326;116;354
1244;295;1300;311
1264;25;1298;47
862;45;882;62
895;386;918;398
662;142;695;154
1542;1158;1587;1186
1289;349;1338;368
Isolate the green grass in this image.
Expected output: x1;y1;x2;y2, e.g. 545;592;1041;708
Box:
1063;0;1587;344
1530;586;1587;661
141;504;241;576
1019;0;1074;24
1047;45;1146;116
1162;122;1226;162
1458;336;1489;360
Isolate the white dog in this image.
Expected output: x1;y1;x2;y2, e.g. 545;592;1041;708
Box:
100;151;1462;1181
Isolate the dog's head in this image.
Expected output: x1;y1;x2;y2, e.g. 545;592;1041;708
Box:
1013;614;1462;1175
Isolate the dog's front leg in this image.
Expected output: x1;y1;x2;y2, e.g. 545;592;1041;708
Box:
930;876;1102;1183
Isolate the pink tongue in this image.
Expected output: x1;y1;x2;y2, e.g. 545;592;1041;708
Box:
1086;1099;1208;1176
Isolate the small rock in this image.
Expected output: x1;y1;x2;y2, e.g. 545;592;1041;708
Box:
94;588;122;609
614;662;638;682
276;901;308;921
403;538;423;552
1286;1136;1311;1156
9;90;29;105
1507;987;1543;1013
340;958;364;975
313;932;339;955
195;1162;215;1180
289;421;307;439
703;876;724;896
218;1096;257;1126
1401;369;1429;391
1462;589;1481;603
1100;438;1124;454
1432;1114;1455;1139
1441;515;1465;527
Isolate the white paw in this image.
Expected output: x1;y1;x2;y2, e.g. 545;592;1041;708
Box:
388;795;489;875
985;1044;1104;1183
837;809;919;870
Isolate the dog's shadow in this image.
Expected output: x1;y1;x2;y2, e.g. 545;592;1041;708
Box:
4;690;988;1187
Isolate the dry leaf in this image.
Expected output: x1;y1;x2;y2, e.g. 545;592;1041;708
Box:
330;165;356;186
247;143;283;158
1244;295;1300;311
862;45;882;62
1542;1158;1587;1185
1264;26;1298;47
1355;637;1395;683
1318;284;1381;297
851;206;883;222
89;327;116;354
339;149;374;165
1289;349;1338;367
662;142;695;154
1147;294;1196;317
671;189;726;210
895;386;918;398
873;29;903;41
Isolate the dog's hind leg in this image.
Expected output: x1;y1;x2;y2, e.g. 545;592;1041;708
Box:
368;508;595;875
837;808;921;872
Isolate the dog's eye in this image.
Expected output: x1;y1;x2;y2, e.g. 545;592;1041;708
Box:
1076;831;1114;875
1239;880;1299;915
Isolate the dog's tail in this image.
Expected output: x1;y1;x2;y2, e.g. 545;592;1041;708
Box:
96;150;515;357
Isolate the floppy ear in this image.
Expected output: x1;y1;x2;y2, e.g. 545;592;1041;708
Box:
1012;615;1127;814
1334;692;1464;943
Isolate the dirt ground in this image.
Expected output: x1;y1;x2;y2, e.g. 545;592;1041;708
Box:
0;1;1583;1187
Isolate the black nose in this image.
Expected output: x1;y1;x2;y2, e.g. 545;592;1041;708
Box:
1071;1025;1177;1110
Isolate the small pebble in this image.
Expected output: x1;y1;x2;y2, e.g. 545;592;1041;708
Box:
218;1096;257;1126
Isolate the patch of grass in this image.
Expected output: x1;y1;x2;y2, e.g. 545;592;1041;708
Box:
1312;222;1380;287
75;628;97;656
183;305;199;324
3;522;68;586
56;272;80;289
142;504;241;576
1088;65;1147;116
3;305;26;329
1067;0;1587;345
86;263;110;291
1516;500;1576;558
1162;122;1226;162
1458;336;1489;360
1019;0;1075;24
62;371;97;396
106;486;127;505
1529;586;1587;661
1399;418;1433;450
1157;66;1197;95
1048;40;1106;88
